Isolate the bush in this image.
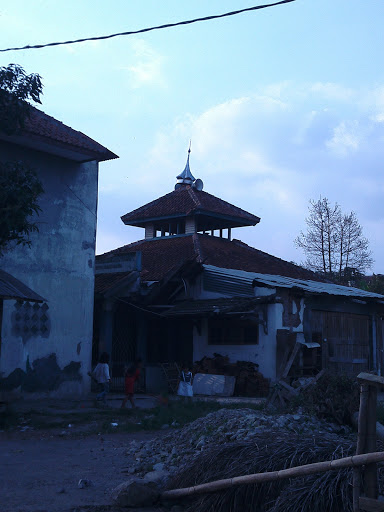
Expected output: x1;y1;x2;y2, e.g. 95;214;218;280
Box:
293;372;360;426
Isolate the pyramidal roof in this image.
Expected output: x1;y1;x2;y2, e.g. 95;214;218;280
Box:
97;234;325;283
121;185;260;227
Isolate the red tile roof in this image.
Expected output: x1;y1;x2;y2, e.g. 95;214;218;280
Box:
0;269;46;302
121;186;260;226
94;271;134;295
0;105;118;162
97;234;324;283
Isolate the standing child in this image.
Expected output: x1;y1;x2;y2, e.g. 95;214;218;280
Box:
91;352;110;406
121;359;142;409
177;364;193;400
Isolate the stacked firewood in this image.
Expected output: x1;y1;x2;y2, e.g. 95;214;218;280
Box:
193;353;270;397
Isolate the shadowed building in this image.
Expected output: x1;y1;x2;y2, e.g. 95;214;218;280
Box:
95;152;384;393
0;106;117;398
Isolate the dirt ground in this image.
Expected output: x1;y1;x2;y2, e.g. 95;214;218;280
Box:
0;394;264;511
0;396;170;512
0;430;166;512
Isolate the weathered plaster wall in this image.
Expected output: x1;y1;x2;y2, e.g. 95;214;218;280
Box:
0;142;98;397
192;303;278;380
191;282;307;381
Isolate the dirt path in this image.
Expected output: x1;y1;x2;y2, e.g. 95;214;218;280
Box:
0;431;164;512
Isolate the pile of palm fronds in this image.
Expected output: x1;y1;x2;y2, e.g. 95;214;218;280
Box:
293;372;360;426
166;430;367;512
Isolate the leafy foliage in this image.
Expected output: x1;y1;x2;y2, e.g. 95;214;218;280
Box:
294;372;360;426
295;197;373;280
0;64;44;253
0;161;44;254
0;63;43;134
357;273;384;295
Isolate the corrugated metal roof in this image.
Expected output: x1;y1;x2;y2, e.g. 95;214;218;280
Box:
0;270;45;302
162;297;264;316
203;265;384;300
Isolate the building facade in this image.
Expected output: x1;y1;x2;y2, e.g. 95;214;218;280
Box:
0;107;117;398
94;153;384;393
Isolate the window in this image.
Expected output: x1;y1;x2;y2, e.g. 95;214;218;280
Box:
208;317;258;345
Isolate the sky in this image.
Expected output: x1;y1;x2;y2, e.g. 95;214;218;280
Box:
1;0;384;272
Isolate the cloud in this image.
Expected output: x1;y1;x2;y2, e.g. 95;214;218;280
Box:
325;120;362;156
310;82;354;102
123;39;166;89
96;79;384;270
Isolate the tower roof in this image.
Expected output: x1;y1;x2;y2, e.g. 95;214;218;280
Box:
121;185;260;229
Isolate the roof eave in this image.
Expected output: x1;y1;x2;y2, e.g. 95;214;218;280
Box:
121;210;261;227
0;132;118;163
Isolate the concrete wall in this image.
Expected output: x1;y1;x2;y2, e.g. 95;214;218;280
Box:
0;141;99;397
190;277;307;381
192;301;280;380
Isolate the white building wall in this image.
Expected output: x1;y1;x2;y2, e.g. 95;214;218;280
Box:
0;142;99;398
190;277;307;382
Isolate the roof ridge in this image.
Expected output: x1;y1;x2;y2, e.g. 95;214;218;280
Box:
187;186;201;207
192;233;203;262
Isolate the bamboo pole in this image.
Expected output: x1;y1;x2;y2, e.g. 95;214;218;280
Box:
353;383;370;512
365;386;378;499
161;451;384;500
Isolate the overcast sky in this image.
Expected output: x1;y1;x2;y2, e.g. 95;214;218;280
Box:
2;1;384;272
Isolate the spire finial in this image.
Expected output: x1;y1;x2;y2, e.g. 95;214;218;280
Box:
175;142;195;188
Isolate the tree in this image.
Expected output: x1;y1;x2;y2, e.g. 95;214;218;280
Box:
295;197;373;280
0;63;44;254
0;63;43;134
0;162;43;254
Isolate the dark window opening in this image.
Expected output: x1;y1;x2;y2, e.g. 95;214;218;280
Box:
208;317;258;345
154;219;186;237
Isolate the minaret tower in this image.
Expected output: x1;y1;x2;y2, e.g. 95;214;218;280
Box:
121;146;260;240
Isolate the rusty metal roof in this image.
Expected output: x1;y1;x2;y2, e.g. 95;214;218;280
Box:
162;296;274;316
203;265;384;300
0;270;45;302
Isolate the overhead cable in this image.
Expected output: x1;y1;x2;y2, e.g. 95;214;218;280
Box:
0;0;295;53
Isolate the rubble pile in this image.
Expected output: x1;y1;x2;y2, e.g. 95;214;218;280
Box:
193;354;270;397
124;408;352;481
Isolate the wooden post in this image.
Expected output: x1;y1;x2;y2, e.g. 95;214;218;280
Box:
353;384;370;511
355;372;384;510
365;386;378;499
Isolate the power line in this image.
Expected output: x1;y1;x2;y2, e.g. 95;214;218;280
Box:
0;0;295;53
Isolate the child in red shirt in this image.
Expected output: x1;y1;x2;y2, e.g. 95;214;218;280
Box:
121;359;142;409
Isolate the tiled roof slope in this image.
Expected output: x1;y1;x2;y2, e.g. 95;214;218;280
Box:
97;234;324;283
94;271;134;295
0;105;118;162
0;269;45;302
99;236;198;282
121;186;260;226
